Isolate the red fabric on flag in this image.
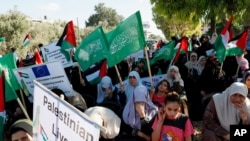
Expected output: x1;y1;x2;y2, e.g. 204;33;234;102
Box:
18;58;24;68
236;30;248;51
34;51;43;64
173;37;188;63
221;15;233;35
99;60;107;77
65;21;77;47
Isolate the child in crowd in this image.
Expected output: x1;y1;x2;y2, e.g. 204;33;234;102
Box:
151;91;194;141
150;80;170;108
9;119;33;141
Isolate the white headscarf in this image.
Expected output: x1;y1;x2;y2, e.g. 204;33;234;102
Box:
125;71;143;103
194;56;206;75
85;106;121;139
164;65;184;87
213;82;250;132
96;76;115;104
185;52;198;70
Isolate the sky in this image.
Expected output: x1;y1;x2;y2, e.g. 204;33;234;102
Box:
1;0;165;39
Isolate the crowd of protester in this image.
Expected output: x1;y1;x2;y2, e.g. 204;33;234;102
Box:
3;32;250;141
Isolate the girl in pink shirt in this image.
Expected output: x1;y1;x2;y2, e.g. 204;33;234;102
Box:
151;91;194;141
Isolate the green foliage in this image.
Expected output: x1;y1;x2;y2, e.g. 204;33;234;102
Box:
85;3;124;30
150;0;250;38
0;8;78;58
0;8;29;53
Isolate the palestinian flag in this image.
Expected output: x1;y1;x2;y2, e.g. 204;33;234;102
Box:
0;37;4;42
56;21;76;61
23;34;31;47
84;59;107;85
0;71;5;141
173;36;189;63
214;15;233;62
226;30;248;56
18;72;29;78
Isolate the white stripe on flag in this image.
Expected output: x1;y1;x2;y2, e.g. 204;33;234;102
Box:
86;70;100;82
0;111;6;119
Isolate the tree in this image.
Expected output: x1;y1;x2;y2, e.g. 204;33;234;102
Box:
150;0;250;37
85;3;124;30
152;13;201;40
0;7;72;58
0;7;29;53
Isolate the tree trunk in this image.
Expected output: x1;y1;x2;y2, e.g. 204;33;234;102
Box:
210;17;216;34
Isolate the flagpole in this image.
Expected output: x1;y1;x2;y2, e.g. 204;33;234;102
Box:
78;65;85;86
19;90;27;111
76;17;81;45
144;47;153;87
114;65;123;84
168;49;177;69
16;98;30;120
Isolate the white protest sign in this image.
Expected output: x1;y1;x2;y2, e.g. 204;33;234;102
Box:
33;80;101;141
126;49;144;62
115;74;165;91
13;61;73;102
41;41;73;68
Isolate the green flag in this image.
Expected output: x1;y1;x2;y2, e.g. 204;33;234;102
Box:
150;41;175;64
0;37;4;42
106;11;146;67
74;26;110;71
0;53;20;101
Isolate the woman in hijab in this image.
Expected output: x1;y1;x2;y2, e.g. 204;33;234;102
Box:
121;71;143;103
122;85;158;141
202;82;250;141
192;56;207;78
96;76;126;108
185;52;198;71
163;65;184;95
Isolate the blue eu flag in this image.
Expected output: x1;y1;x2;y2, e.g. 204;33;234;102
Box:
32;65;50;78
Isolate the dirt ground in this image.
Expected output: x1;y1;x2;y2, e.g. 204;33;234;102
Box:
193;121;203;141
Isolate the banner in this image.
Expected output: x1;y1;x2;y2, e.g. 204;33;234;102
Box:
33;80;100;141
126;49;144;62
41;41;73;68
13;61;73;102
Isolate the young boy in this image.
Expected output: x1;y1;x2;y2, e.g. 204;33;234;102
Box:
151;91;194;141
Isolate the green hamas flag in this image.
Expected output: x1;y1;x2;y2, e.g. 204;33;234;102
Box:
150;41;175;64
75;26;110;71
0;53;21;101
0;37;4;42
106;11;146;67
